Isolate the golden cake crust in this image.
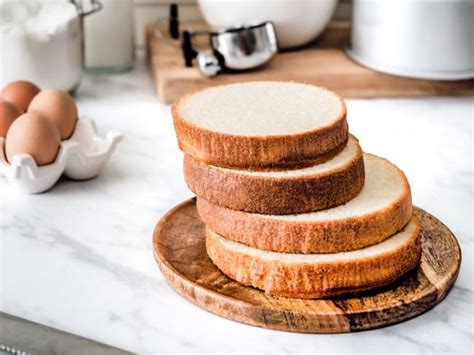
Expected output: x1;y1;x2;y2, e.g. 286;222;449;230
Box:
206;218;421;299
172;82;348;169
197;154;412;253
185;136;365;215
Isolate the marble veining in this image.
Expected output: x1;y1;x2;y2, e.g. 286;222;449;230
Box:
0;52;472;354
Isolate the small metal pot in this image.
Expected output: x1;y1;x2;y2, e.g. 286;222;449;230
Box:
346;0;474;80
197;22;278;77
0;0;101;92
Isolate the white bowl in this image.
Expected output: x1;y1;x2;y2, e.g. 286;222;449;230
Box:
0;117;122;193
197;0;338;49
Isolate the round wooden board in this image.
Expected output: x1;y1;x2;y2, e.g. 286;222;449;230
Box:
153;198;461;333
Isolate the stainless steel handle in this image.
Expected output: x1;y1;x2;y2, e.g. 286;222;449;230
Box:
70;0;102;17
197;51;221;77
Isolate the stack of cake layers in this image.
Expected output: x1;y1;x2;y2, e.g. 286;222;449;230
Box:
173;81;421;299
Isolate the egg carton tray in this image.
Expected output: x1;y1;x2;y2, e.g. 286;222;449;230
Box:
0;117;123;193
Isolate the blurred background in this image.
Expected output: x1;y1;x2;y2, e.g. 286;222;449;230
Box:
0;1;472;354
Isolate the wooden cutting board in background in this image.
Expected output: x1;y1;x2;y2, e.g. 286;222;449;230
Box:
146;22;473;104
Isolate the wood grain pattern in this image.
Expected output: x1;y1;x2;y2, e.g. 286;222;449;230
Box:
152;198;461;333
146;22;474;104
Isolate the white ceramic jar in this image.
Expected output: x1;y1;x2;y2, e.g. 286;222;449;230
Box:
83;0;135;72
197;0;338;49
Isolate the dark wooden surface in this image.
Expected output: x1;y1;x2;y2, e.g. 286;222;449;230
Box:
146;22;474;104
153;198;461;333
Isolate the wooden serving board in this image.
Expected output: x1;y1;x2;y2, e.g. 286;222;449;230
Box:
153;198;461;333
146;22;474;104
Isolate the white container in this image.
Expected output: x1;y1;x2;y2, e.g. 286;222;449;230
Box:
346;0;474;80
0;1;100;92
0;118;122;194
83;0;135;72
197;0;338;49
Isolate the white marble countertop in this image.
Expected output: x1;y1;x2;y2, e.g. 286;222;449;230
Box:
1;54;473;354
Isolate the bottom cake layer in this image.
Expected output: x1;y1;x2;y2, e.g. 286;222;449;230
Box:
206;217;421;299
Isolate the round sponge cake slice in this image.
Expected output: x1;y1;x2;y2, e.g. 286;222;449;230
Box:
185;135;364;214
198;154;412;253
206;217;421;299
173;81;348;168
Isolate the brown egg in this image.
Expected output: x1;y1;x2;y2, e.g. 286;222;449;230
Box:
5;112;60;166
28;89;78;140
0;100;22;137
2;80;40;112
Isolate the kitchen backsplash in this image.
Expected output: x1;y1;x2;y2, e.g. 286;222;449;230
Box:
133;0;352;47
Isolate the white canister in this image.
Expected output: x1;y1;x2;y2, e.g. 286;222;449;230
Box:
347;0;474;80
83;0;135;72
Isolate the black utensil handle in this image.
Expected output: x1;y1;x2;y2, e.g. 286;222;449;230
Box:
169;3;179;39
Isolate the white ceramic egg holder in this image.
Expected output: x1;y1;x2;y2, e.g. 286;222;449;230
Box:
0;117;123;193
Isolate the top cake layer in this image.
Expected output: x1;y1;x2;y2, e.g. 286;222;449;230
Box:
177;81;345;136
172;81;348;168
